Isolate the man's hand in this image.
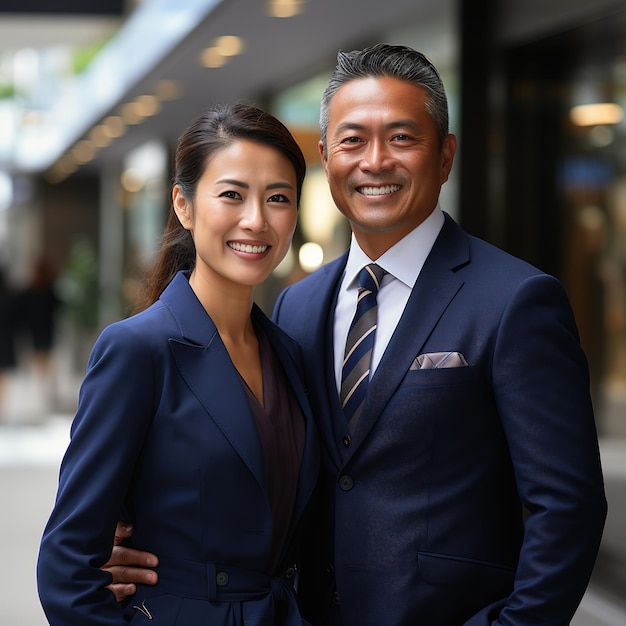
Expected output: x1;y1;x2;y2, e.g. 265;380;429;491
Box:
103;522;159;602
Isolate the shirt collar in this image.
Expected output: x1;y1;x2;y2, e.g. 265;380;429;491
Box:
344;204;445;289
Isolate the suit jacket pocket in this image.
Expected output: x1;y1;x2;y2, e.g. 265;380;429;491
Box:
403;365;476;388
411;351;469;370
417;551;515;588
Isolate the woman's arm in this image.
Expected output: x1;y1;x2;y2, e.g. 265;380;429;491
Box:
37;320;158;625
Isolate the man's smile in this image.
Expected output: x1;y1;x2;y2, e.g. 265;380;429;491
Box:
356;184;402;196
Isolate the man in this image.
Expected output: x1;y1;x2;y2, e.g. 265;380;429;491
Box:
106;44;606;625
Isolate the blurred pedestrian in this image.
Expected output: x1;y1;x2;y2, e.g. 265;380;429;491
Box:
21;257;61;409
0;266;19;421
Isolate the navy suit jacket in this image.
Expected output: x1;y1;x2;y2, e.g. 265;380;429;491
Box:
273;213;606;626
37;272;319;625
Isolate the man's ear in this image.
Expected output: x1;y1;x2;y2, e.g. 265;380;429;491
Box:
172;185;193;230
318;140;330;180
440;134;457;184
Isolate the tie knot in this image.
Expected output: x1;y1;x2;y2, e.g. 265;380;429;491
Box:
359;263;386;294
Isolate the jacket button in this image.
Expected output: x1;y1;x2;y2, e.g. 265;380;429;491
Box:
332;591;340;605
216;571;229;586
285;566;296;579
342;434;351;447
338;475;354;491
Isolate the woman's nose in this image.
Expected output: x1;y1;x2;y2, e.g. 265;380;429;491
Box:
240;201;268;231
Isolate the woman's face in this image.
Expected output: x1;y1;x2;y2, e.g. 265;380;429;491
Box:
173;139;298;292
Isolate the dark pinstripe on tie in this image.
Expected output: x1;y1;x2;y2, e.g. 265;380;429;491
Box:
340;263;387;431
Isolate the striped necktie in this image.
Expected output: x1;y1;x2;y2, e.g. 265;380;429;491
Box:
340;263;387;431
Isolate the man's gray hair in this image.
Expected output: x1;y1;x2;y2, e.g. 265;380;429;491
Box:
319;43;449;152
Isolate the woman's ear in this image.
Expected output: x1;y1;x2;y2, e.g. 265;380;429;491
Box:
172;185;193;230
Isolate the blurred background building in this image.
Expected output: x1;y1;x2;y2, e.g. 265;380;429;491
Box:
0;0;625;624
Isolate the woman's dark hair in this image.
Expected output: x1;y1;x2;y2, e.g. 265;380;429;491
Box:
135;103;306;312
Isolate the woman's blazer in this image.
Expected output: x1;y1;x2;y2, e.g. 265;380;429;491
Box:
37;271;319;625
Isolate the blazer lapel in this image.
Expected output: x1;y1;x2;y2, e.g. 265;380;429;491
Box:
349;214;470;448
161;273;267;491
294;255;351;466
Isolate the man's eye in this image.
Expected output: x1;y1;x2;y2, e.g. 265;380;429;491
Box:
342;136;362;144
392;134;411;141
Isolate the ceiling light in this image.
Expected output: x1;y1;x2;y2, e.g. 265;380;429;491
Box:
121;96;161;125
55;156;78;176
570;102;624;126
267;0;306;18
89;125;113;148
200;47;227;69
135;95;160;116
103;116;126;138
71;140;96;164
213;35;245;56
200;36;245;69
121;102;144;125
155;79;183;101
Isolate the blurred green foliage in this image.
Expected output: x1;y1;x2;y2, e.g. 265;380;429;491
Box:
58;235;99;331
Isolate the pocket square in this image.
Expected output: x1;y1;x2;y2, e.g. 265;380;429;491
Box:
410;351;469;370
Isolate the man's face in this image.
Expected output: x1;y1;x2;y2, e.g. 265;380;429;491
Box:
319;76;456;258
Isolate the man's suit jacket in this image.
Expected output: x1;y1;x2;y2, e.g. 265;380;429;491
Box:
273;213;606;626
37;272;319;626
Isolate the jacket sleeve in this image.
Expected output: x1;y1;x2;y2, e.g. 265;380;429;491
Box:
37;320;158;626
471;273;607;625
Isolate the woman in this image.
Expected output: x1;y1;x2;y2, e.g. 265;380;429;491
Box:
37;104;318;625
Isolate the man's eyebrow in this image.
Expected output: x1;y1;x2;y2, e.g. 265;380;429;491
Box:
333;119;422;134
386;119;422;131
334;122;366;135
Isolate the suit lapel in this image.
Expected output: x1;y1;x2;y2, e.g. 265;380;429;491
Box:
349;215;470;450
294;255;352;466
161;273;266;491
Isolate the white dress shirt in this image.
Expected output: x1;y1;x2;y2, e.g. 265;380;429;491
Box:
333;205;445;392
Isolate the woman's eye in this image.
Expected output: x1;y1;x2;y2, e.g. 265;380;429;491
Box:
220;190;241;200
268;193;290;203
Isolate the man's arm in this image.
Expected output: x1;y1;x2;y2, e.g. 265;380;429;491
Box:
486;274;606;624
103;522;159;601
